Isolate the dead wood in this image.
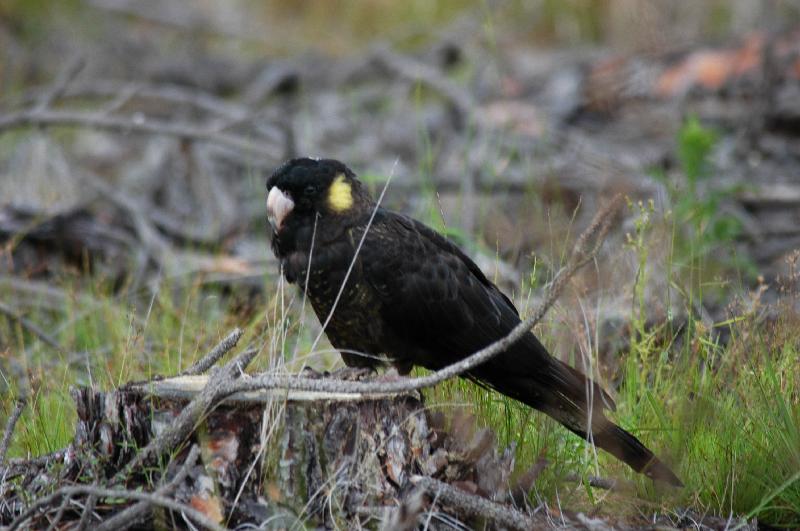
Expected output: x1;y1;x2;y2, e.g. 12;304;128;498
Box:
179;328;244;377
2;373;556;529
412;476;539;530
0;302;64;353
0;204;135;278
93;445;200;531
0;399;26;467
0;109;280;164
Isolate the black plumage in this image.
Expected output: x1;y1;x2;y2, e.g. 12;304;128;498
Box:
266;157;681;486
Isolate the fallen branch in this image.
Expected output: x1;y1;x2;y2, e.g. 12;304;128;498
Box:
180;328;244;376
0;399;26;466
33;57;86;112
373;46;476;126
4;449;66;473
94;445;200;531
75;489;97;531
56;80;251;122
0;302;65;354
9;483;226;531
412;476;537;531
81;172;172;268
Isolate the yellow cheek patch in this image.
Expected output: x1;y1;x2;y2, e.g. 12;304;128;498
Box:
327;173;353;212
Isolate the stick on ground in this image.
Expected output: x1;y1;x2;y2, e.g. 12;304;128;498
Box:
9;484;227;531
412;476;538;531
180;328;244;376
95;445;201;531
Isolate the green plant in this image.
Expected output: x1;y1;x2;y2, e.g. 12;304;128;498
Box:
656;117;750;278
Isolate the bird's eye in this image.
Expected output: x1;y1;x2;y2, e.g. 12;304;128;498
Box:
304;185;316;196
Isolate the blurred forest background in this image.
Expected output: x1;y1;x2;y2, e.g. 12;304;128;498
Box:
1;1;800;529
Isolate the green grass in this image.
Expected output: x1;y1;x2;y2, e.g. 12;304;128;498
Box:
424;262;799;528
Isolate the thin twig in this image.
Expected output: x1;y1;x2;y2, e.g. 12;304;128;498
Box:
100;82;142;115
34;57;86;112
33;79;285;141
225;195;622;398
411;476;538;531
180;328;244;376
76;491;97;531
5;448;66;470
9;483;227;531
44;494;71;531
0;398;26;466
0;302;65;353
55;80;260;124
95;445;200;531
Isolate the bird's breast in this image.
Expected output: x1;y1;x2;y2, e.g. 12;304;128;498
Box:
305;270;386;356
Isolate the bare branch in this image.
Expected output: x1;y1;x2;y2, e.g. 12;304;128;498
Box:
412;476;537;531
44;494;71;531
372;46;475;125
34;57;86;112
75;490;97;531
0;302;65;354
180;328;244;376
5;449;66;471
60;80;249;120
95;445;200;531
0;399;26;466
9;483;227;531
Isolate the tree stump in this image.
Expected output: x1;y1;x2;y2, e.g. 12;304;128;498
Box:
68;376;434;528
1;374;560;529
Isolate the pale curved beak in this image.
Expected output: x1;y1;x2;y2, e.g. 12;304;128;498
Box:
267;187;294;233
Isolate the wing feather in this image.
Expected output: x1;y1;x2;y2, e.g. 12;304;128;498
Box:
358;211;520;368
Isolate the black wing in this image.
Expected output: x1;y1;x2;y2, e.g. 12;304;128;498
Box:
358;209;616;411
358;210;523;368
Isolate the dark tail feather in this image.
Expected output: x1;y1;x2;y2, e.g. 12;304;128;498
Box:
574;421;683;487
475;339;682;486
